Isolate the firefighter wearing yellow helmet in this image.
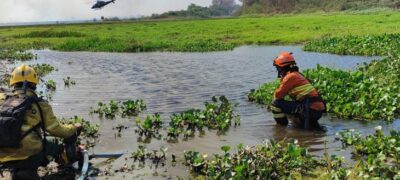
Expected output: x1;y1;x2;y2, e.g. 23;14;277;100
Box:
9;64;40;86
0;64;82;180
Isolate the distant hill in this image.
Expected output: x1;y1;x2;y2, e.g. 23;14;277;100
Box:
238;0;400;14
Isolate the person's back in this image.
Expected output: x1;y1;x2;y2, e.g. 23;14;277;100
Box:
274;71;325;112
0;64;81;180
270;52;326;130
0;88;76;162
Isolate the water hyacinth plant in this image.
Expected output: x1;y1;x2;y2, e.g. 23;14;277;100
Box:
130;145;168;167
63;76;76;87
32;63;56;77
167;96;240;141
59;116;100;138
204;96;241;130
45;79;56;91
90;99;147;119
167;109;203;140
304;34;400;56
183;128;400;179
120;99;147;117
91;100;119;119
184;140;322;179
0;48;34;61
59;116;100;149
335;129;362;146
250;33;400;121
112;124;129;138
333;128;400;179
134;113;162;140
248;80;280;108
248;59;400;121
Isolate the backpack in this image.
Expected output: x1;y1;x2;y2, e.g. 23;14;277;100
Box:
0;94;42;148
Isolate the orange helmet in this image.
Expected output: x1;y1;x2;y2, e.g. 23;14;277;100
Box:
273;52;296;68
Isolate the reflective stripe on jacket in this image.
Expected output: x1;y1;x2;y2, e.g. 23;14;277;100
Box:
274;71;325;111
0;88;77;163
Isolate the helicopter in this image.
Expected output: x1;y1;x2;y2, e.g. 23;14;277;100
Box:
91;0;116;9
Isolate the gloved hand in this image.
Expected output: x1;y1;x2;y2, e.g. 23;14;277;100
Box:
74;123;83;136
63;123;81;163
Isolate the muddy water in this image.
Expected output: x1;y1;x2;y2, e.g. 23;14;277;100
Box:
22;46;399;179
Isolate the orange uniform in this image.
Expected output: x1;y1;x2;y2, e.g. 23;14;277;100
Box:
274;71;325;111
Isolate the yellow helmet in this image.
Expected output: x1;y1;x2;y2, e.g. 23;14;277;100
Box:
9;64;39;86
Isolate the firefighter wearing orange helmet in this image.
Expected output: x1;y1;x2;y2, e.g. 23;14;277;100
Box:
271;52;325;130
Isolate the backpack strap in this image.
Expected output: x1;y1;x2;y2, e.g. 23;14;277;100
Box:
21;123;42;139
20;97;44;138
34;101;47;159
19;97;47;155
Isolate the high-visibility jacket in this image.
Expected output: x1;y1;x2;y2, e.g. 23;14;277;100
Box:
0;88;77;163
274;71;325;111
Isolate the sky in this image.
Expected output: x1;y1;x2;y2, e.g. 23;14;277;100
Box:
0;0;228;23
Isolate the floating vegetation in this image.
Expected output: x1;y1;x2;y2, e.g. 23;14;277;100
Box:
120;99;147;117
303;63;399;121
248;80;280;108
331;127;400;179
130;145;168;167
183;128;400;179
90;99;147;119
56;37;128;52
184;140;322;179
304;34;400;56
134;113;162;140
61;116;100;138
113;124;129;133
113;124;129;138
32;63;56;77
175;40;235;52
63;76;76;87
37;90;53;101
91;100;119;119
59;116;100;149
335;129;362;146
250;34;400;121
167;96;240;141
167;109;204;141
45;79;56;91
249;59;400;121
0;49;34;61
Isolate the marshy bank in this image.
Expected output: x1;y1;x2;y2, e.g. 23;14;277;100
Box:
1;11;400;56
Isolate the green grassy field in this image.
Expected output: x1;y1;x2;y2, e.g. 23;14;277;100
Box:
1;11;400;53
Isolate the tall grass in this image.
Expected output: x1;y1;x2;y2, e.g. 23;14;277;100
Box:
14;30;85;38
0;11;400;55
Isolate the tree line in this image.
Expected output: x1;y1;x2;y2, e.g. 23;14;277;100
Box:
238;0;400;14
150;0;240;19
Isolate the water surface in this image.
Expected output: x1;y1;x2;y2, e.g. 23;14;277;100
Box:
23;46;398;178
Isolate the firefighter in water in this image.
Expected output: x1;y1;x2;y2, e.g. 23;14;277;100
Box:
271;52;325;130
0;64;81;180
